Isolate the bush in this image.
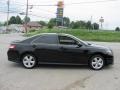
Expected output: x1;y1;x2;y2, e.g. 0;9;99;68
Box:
28;29;36;33
47;23;54;29
115;27;120;31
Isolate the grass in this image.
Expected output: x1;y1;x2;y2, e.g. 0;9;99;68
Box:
24;28;120;42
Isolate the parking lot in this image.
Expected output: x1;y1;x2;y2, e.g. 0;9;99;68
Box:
0;33;120;90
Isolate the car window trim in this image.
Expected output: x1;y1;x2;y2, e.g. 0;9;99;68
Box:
58;35;79;45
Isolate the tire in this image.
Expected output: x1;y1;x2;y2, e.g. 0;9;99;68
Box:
89;55;105;70
22;54;37;69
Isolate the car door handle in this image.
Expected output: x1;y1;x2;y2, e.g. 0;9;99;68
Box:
60;47;67;50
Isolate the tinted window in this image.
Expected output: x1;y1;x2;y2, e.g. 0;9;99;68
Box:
21;36;39;44
59;36;78;45
32;35;58;44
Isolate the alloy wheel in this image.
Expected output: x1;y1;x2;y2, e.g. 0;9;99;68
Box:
90;55;104;70
22;54;36;68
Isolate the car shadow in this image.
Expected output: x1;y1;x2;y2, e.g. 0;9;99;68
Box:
36;64;89;70
9;63;113;70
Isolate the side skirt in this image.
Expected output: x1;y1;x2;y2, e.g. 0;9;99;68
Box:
38;61;88;66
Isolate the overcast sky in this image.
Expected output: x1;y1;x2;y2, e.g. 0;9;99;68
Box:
0;0;120;30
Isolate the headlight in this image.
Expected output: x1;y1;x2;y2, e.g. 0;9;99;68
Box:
106;49;113;55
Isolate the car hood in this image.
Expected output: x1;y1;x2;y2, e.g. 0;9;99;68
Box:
88;43;110;50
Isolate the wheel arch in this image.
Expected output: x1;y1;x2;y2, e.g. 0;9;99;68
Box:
20;51;37;61
89;52;107;65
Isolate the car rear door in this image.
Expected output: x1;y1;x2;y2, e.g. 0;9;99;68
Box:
31;34;60;63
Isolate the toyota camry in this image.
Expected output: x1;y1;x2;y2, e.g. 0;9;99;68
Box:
7;33;114;70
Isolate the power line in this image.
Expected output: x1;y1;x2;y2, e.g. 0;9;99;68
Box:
28;4;57;6
64;0;119;6
0;10;18;13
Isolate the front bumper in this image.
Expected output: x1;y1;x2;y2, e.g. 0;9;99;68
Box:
105;55;114;65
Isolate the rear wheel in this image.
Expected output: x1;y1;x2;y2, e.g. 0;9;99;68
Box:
22;54;37;69
89;55;104;70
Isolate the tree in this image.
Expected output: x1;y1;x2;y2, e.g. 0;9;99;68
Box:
115;27;120;31
73;21;81;29
24;16;30;23
86;21;92;30
48;18;56;26
47;23;54;29
70;20;87;29
8;16;16;25
70;21;75;28
39;21;47;26
63;17;70;27
79;20;86;29
16;16;22;24
93;23;99;30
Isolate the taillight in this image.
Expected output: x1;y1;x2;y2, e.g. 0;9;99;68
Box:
9;45;16;49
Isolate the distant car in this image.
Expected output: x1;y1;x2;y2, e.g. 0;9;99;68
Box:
7;33;114;70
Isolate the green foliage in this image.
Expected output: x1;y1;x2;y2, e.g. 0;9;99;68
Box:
93;23;99;30
70;20;99;30
70;21;75;28
47;23;54;29
63;17;70;27
9;16;16;24
16;15;22;24
48;18;56;26
24;16;30;23
79;21;86;29
115;27;120;31
86;21;92;30
8;15;22;25
39;21;47;26
72;21;81;29
28;29;36;33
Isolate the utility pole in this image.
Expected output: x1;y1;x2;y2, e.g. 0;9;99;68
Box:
25;0;29;33
6;0;10;33
90;16;94;30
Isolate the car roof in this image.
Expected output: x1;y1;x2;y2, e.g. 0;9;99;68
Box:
35;33;71;36
29;33;71;38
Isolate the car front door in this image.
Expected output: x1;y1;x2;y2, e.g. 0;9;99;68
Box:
58;35;88;64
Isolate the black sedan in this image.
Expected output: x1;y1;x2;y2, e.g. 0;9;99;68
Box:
7;33;114;70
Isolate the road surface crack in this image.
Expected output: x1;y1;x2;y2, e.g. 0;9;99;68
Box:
61;75;92;90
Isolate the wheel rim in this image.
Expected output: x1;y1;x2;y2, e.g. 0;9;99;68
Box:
91;56;104;69
23;55;36;68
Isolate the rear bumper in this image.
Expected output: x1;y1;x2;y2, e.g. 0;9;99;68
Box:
7;50;21;63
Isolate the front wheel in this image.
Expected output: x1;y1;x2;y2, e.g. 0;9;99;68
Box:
89;55;105;70
22;54;37;69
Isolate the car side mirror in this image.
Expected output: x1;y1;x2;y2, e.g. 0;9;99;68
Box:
77;43;82;47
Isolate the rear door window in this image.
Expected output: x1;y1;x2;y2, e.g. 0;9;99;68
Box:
32;34;58;44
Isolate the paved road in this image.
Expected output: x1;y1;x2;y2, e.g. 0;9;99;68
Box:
0;33;120;90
